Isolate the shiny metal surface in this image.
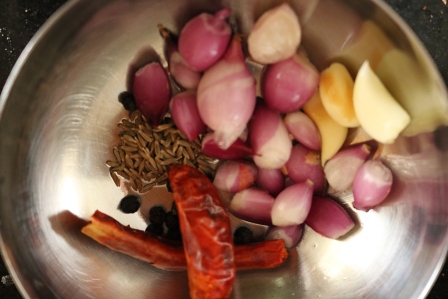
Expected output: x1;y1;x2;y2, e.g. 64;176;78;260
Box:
0;0;447;298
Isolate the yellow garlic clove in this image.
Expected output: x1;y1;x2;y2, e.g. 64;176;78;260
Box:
303;92;348;165
319;62;360;128
353;61;411;144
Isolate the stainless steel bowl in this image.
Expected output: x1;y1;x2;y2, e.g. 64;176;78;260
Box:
1;0;447;298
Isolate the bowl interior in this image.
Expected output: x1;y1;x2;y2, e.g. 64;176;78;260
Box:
1;0;448;298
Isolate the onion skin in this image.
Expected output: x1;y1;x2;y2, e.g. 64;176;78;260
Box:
159;25;201;90
284;144;325;192
262;53;319;113
271;180;314;227
133;62;171;127
178;8;232;71
305;196;355;239
248;3;301;64
249;104;292;169
284;111;321;151
324;143;371;192
229;188;275;225
201;132;254;160
169;91;206;141
198;37;257;150
266;224;304;249
352;160;393;211
213;160;258;193
256;168;285;197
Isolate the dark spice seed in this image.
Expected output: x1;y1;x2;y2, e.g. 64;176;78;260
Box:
233;226;254;245
145;223;164;237
117;194;141;214
165;210;179;230
149;206;166;226
118;91;137;112
166;229;182;241
166;179;172;193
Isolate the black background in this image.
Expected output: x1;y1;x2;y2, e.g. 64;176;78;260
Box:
0;0;447;298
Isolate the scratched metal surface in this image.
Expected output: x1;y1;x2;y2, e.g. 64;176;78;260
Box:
0;0;447;298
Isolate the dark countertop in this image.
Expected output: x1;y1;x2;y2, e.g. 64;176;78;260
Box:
0;0;447;298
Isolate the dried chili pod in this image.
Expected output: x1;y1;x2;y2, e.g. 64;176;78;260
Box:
168;164;235;299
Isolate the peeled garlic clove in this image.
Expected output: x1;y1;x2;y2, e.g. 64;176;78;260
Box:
324;143;371;192
305;196;355;239
319;62;359;127
284;111;321;151
248;3;301;64
303;91;348;165
271;180;314;227
353;61;411;144
213;160;258;193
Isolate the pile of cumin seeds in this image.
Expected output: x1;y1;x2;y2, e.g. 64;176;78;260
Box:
106;109;216;193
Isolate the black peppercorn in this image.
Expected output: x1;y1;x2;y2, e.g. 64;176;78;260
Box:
165;210;180;230
166;229;182;241
149;206;166;226
233;226;254;245
117;194;141;214
118;91;137;112
145;223;164;237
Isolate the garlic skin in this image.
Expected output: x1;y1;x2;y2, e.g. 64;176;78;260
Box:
353;61;411;144
248;3;301;64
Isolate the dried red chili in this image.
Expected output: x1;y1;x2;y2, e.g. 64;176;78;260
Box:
168;164;235;299
81;210;289;271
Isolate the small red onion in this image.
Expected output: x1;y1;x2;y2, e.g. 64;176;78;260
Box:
284;144;325;192
352;160;393;211
169;91;206;141
324;143;371;192
249;104;292;169
198;37;256;150
229;188;274;225
178;8;232;71
201;132;254;160
271;180;314;227
248;3;301;64
284;111;321;151
133;62;171;127
213;160;258;193
256;168;285;197
262;53;319;113
305;196;355;239
266;224;304;249
159;25;201;90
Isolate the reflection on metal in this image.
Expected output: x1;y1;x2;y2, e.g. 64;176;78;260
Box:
0;0;447;298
